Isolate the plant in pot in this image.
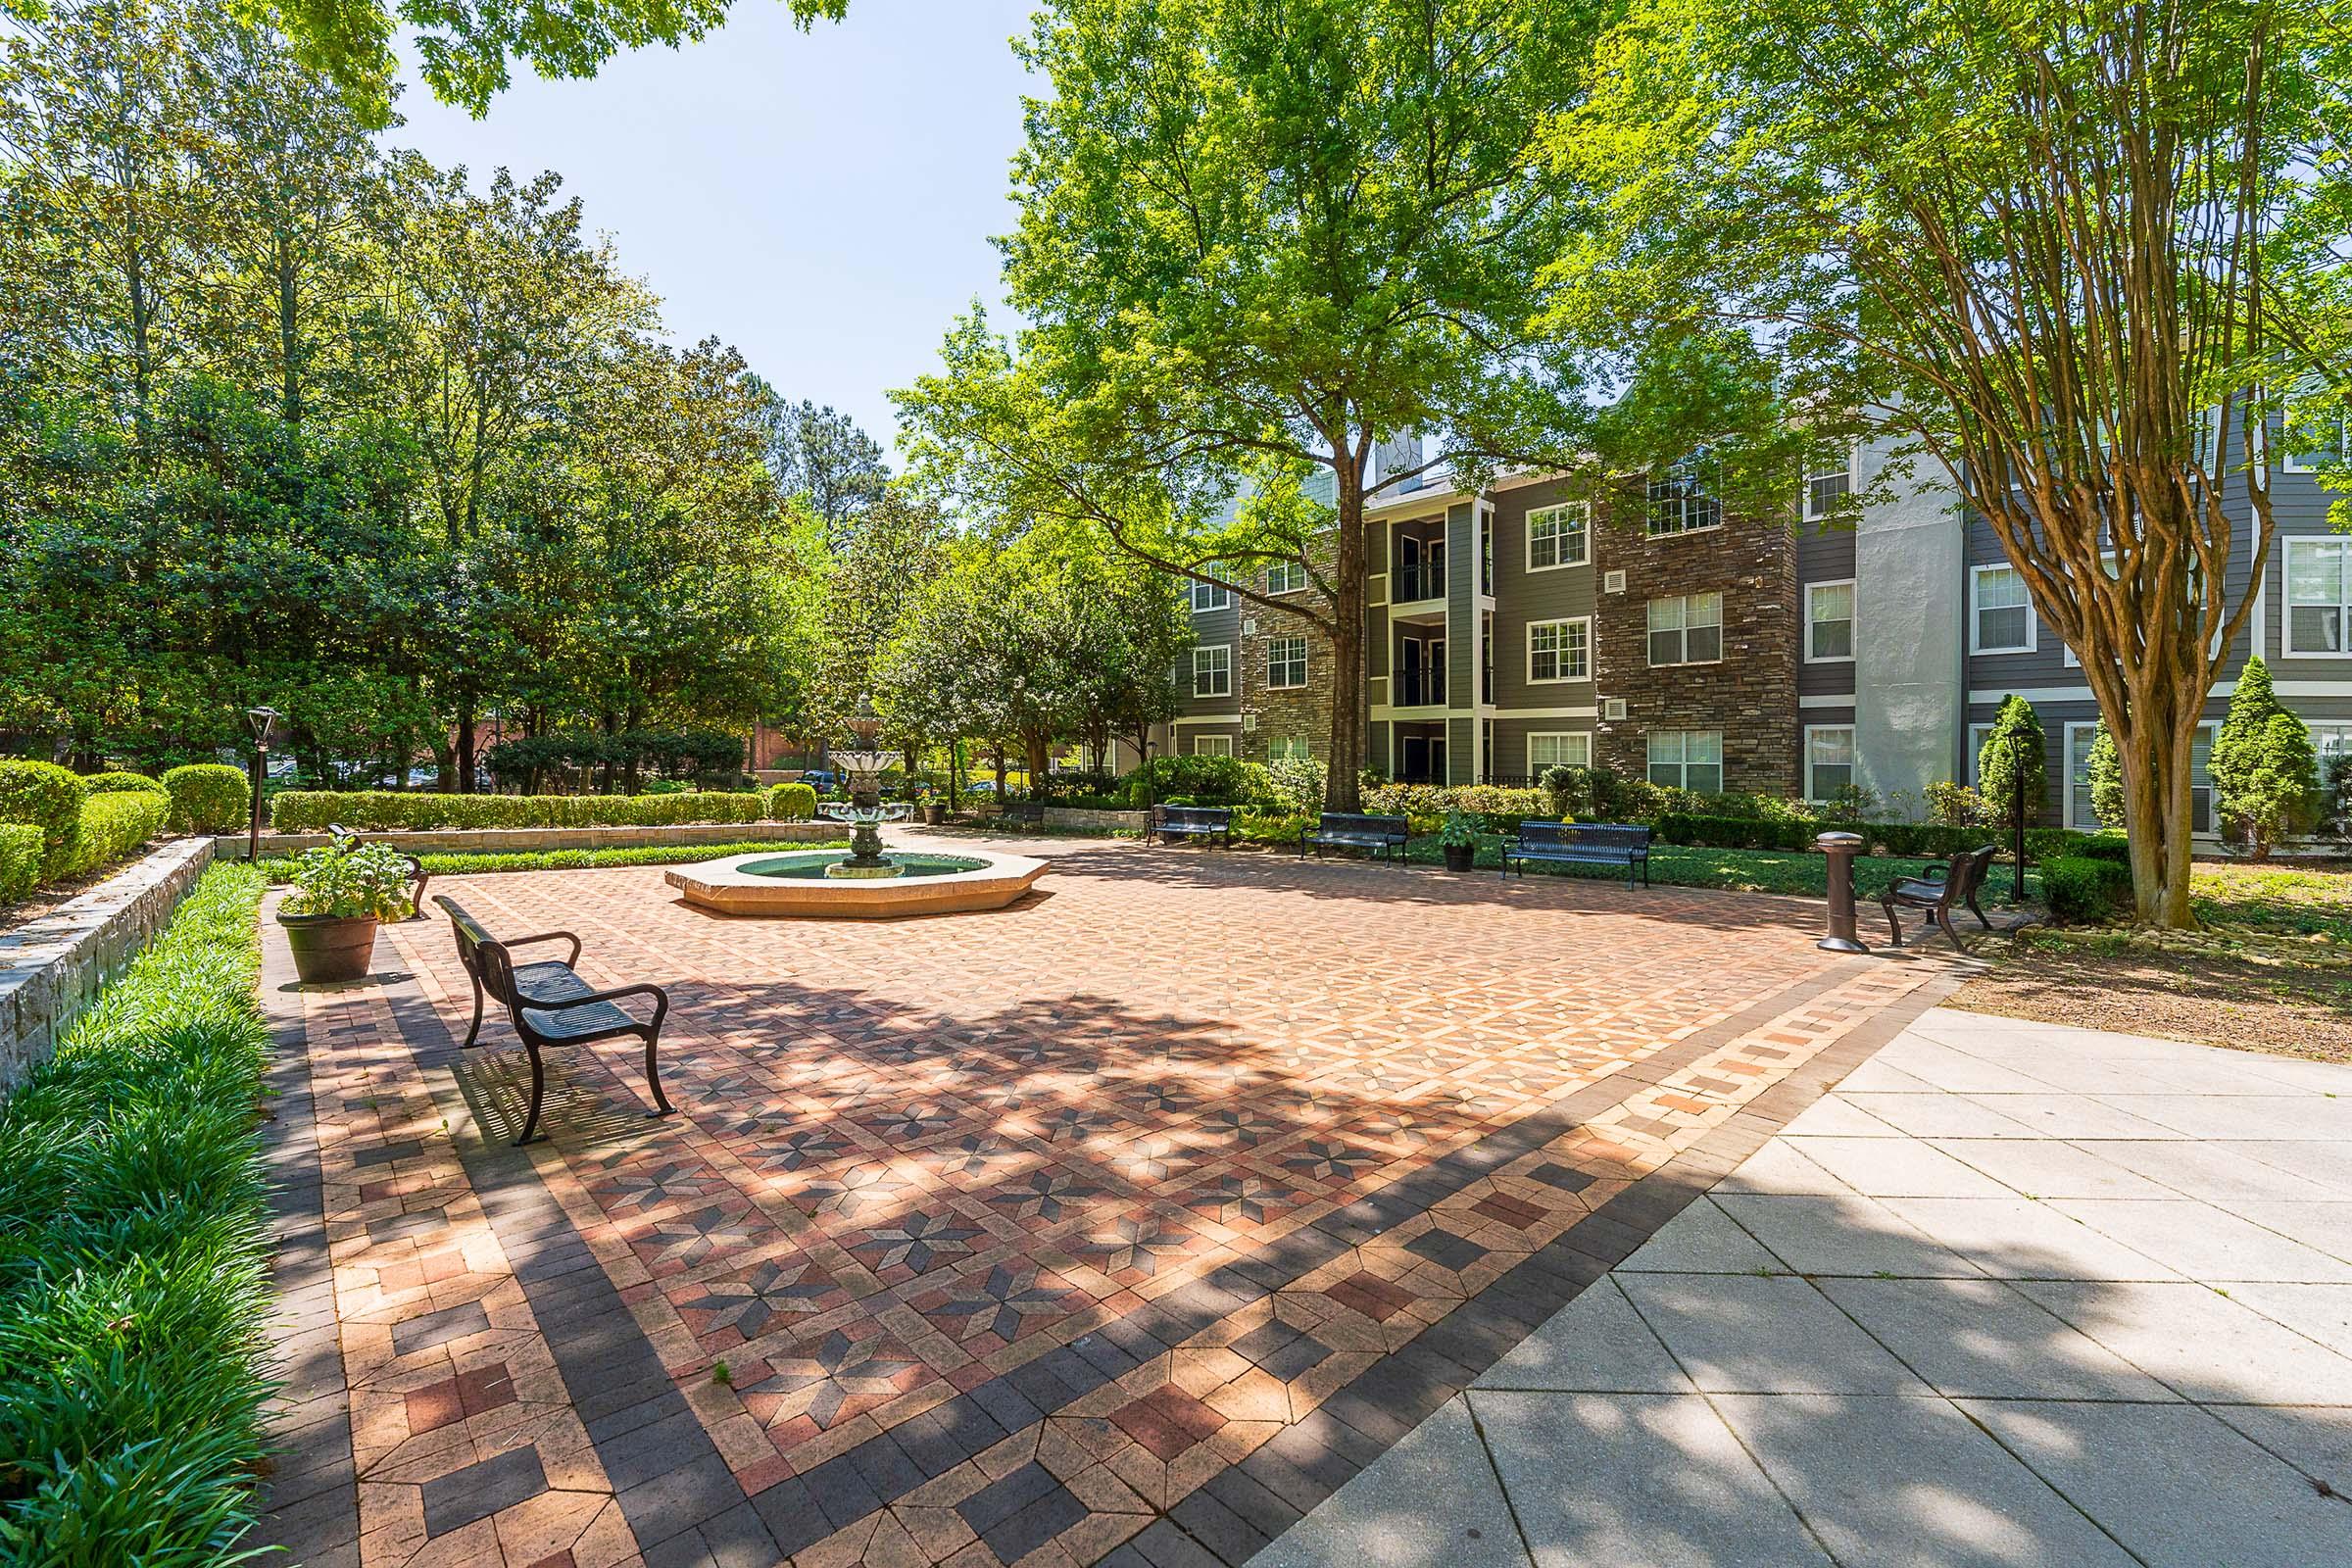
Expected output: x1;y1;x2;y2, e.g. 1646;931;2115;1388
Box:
278;841;415;983
1438;809;1483;872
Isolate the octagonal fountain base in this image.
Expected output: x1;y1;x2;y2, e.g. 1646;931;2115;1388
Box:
664;849;1048;918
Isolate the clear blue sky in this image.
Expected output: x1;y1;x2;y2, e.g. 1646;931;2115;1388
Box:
390;0;1039;458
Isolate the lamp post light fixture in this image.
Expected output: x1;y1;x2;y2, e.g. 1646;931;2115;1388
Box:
245;706;281;861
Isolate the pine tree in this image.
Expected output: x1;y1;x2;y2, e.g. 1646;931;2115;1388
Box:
2211;658;2320;858
1977;696;2047;830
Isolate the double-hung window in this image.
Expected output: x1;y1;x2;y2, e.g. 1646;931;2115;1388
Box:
2287;539;2352;655
1193;734;1233;758
1972;564;2034;653
1805;726;1856;800
1804;443;1854;522
1805;580;1855;662
1266;561;1307;595
1527;616;1591;683
1526;502;1589;571
1647;454;1722;536
1269;736;1312;761
2285;404;2349;473
1265;635;1307;690
1646;593;1723;666
1646;730;1723;793
1527;732;1592;771
1192;645;1232;698
1188;571;1233;613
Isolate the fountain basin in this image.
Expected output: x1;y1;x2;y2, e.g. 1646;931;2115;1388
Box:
664;849;1048;917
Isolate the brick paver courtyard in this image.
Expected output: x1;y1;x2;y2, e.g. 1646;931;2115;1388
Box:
252;838;1967;1568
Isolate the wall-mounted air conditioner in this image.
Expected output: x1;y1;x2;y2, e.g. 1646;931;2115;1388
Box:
1602;697;1628;721
1603;570;1627;594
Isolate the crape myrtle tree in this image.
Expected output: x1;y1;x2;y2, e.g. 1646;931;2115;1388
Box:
898;0;1607;813
1551;0;2352;926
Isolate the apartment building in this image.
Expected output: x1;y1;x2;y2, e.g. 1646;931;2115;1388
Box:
1163;419;2352;831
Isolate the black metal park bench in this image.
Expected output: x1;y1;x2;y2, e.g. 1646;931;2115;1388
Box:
1880;842;1999;952
1299;811;1411;863
1149;804;1232;847
1503;822;1653;888
435;895;676;1145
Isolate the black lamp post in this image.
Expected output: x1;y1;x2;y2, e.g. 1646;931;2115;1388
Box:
245;706;281;861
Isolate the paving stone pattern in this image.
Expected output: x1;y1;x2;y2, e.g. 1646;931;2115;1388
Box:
256;841;1962;1567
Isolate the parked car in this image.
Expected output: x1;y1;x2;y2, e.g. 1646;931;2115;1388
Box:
800;768;841;792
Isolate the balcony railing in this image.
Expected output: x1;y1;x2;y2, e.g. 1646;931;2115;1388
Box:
1395;564;1446;604
1392;660;1446;708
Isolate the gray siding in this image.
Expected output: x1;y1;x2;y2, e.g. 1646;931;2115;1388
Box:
1488;477;1598;712
1796;524;1858;700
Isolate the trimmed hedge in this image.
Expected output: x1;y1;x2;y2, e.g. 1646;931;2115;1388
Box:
161;764;251;836
1364;784;1549;827
0;760;90;878
2042;855;2133;923
259;837;852;881
1647;813;2004;859
80;770;166;796
270;790;772;833
63;792;171;879
0;824;41;905
765;782;818;822
0;864;274;1564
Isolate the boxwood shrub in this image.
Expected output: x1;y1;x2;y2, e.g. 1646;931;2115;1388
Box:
64;792;170;878
0;864;274;1564
0;823;41;904
270;789;772;833
80;770;166;796
2041;855;2132;923
160;764;252;836
764;782;818;821
1363;784;1548;827
0;760;90;877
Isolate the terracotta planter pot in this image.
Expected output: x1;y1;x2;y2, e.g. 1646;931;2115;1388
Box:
924;803;947;826
1442;843;1477;873
279;911;380;984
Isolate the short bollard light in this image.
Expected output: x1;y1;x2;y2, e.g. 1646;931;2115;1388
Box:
1816;831;1869;954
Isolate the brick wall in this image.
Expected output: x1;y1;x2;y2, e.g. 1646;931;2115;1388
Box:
1591;487;1800;796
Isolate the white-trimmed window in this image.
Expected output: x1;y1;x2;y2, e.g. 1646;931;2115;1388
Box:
1269;735;1312;761
1527;616;1591;683
1972;564;2035;654
1192;644;1232;697
2285;406;2349;473
1526;502;1590;571
1647;454;1722;537
1267;561;1307;595
1646;593;1723;666
1265;635;1307;690
1804;442;1855;522
2065;719;2216;832
1804;725;1856;800
1966;722;1995;784
1192;733;1233;758
1188;571;1233;613
1646;729;1723;793
2286;538;2352;655
1527;732;1592;771
1805;580;1855;662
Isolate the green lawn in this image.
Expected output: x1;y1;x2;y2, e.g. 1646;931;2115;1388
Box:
2190;861;2352;944
1403;832;2042;904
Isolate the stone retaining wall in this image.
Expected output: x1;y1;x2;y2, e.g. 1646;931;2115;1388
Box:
1042;807;1149;832
0;837;215;1093
212;821;845;860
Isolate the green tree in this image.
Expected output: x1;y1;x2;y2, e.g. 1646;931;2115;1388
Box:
750;384;890;546
1555;0;2351;925
1977;696;2046;832
2087;722;2125;831
899;0;1606;812
2211;656;2321;858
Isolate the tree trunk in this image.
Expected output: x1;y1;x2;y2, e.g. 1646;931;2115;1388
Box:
2108;672;2200;928
1324;466;1369;812
454;706;477;795
276;228;303;423
1024;730;1051;793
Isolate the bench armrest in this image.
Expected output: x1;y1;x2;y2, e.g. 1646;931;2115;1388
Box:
1914;860;1952;882
530;981;669;1018
503;930;585;964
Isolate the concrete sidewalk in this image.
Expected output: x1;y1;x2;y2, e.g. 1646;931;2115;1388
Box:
1248;1007;2352;1568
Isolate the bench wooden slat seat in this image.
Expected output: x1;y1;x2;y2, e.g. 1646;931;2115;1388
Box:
1503;821;1653;887
1880;843;1998;952
436;894;676;1145
328;822;429;920
1149;805;1232;847
1299;811;1410;863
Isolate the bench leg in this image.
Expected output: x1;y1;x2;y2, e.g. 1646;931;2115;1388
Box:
1941;912;1971;955
408;867;431;921
643;1032;675;1117
1880;895;1905;949
1966;891;1992;930
462;977;486;1051
515;1046;547;1146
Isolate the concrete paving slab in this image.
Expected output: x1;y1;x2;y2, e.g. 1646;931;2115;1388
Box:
1866;1038;2064;1094
2092;1094;2352;1141
1783;1137;2016;1199
1953;1095;2188;1140
1469;1392;1833;1568
1712;1140;1847;1197
1474;1278;1694;1394
1812;1278;2175;1400
2083;1142;2341;1203
2211;1201;2352;1266
1962;1399;2352;1568
2207;1141;2352;1192
2219;1282;2352;1358
2048;1199;2352;1283
2014;1280;2352;1403
1873;1198;2180;1281
1616;1273;1927;1394
1617;1199;1784;1275
1835;1093;2042;1139
2205;1403;2352;1498
1711;1194;1984;1278
1709;1394;2135;1566
1833;1058;1943;1094
1921;1139;2177;1200
1780;1094;1902;1137
1246;1396;1530;1568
